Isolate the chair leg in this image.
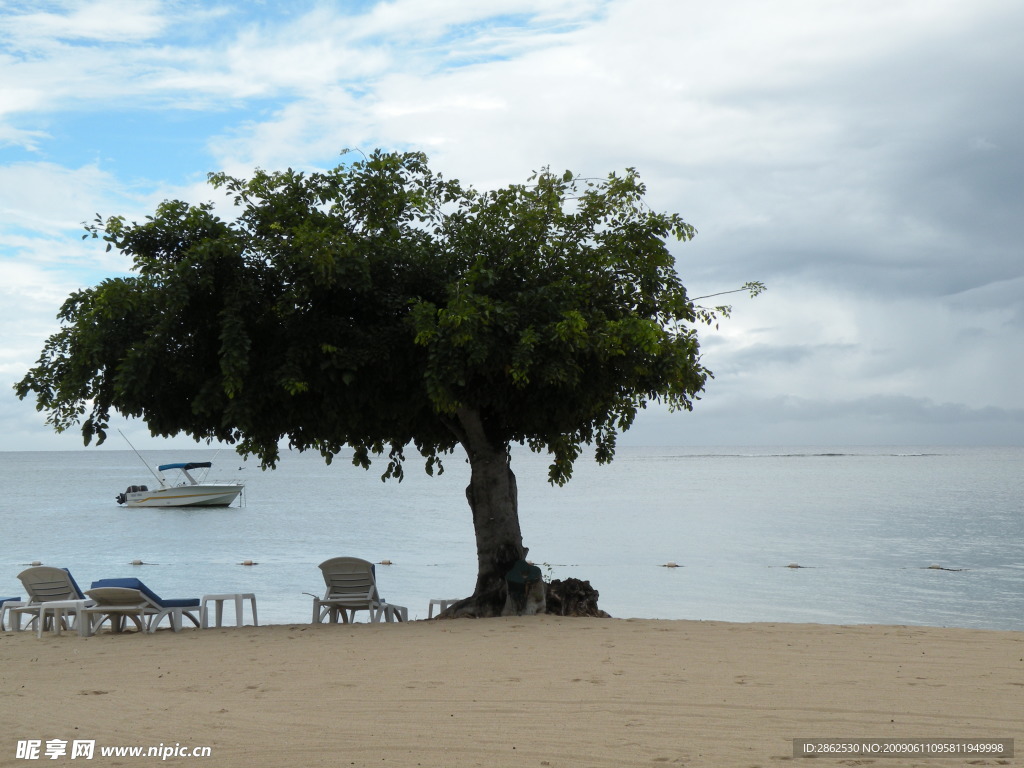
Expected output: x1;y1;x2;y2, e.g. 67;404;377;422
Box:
148;610;179;633
12;609;39;633
328;606;348;624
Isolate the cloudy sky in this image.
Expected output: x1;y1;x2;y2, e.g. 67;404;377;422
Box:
1;0;1021;451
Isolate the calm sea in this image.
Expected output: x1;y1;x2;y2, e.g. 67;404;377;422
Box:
1;446;1021;630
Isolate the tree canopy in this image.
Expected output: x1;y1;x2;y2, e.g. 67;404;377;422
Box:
16;150;761;614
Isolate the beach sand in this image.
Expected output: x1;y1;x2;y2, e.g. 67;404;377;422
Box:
2;617;1021;767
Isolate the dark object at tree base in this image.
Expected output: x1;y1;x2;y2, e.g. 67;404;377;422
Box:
436;577;610;619
545;578;611;618
503;559;545;616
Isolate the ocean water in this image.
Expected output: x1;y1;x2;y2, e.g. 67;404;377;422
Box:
1;446;1021;630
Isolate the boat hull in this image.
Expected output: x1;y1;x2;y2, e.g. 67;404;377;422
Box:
122;485;243;508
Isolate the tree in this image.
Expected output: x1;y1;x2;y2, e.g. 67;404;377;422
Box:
15;150;762;616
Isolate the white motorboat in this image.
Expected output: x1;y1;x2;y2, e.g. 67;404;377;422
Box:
116;461;244;508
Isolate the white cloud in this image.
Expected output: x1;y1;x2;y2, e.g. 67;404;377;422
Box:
1;0;1023;449
0;260;77;405
350;0;606;44
0;0;166;44
699;279;1023;418
0;161;130;235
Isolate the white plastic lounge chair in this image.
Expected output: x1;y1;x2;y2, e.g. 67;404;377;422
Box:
311;557;407;624
80;578;201;636
11;567;94;638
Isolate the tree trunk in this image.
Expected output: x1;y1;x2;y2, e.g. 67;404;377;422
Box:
445;407;526;617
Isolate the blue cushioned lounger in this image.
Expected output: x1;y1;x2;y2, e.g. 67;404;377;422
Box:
81;578;201;635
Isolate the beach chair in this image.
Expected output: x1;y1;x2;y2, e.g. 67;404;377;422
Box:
11;567;94;637
80;578;201;636
312;557;407;624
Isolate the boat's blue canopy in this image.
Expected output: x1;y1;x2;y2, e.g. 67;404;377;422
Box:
158;462;212;472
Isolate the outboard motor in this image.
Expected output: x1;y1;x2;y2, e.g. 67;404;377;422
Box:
116;485;149;504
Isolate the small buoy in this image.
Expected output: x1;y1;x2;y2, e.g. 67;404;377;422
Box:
240;560;256;566
378;559;393;566
30;560;42;566
927;564;942;569
130;559;144;566
661;562;681;568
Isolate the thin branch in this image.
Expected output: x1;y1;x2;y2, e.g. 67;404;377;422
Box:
691;287;749;301
691;282;766;302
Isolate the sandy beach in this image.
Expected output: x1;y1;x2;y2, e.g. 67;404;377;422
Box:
2;617;1021;767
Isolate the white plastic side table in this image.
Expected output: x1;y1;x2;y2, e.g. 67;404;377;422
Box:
428;598;459;618
0;600;27;631
200;593;258;628
27;599;92;638
374;602;408;622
